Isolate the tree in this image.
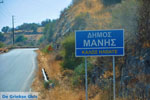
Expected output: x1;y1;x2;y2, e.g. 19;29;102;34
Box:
61;33;83;70
102;0;122;6
15;35;27;43
41;19;51;26
43;19;57;42
72;0;81;5
138;0;150;46
17;23;39;32
0;32;5;41
0;42;4;48
1;26;9;33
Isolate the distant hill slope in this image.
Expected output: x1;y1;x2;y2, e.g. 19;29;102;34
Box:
3;26;43;46
54;0;111;40
49;0;150;99
53;0;138;43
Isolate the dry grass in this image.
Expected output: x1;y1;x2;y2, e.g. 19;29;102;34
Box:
0;48;8;54
32;50;88;100
69;0;111;30
71;0;103;16
32;50;126;100
37;27;44;33
24;34;43;41
143;42;150;48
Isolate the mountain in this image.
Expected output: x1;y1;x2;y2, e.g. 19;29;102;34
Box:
1;23;44;46
45;0;150;99
54;0;111;40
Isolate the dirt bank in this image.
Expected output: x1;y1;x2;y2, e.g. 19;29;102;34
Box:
32;50;87;100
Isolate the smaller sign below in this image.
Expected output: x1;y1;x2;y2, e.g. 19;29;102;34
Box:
48;45;53;51
75;29;124;57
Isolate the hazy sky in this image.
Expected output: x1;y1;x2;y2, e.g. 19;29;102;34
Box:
0;0;72;30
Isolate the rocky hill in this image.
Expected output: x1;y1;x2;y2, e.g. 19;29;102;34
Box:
54;0;111;40
1;26;43;46
47;0;150;99
53;0;139;42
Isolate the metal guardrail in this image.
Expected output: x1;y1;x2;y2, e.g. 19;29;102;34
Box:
42;68;48;82
41;68;55;89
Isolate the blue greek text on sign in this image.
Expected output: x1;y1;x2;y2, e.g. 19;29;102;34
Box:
75;30;124;57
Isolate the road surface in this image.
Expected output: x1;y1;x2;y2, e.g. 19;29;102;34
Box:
0;48;38;92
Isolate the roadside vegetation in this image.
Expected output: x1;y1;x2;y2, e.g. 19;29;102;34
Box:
31;0;150;99
1;0;149;99
61;33;83;70
0;42;4;48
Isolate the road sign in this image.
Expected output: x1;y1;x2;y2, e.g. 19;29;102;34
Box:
75;29;124;100
48;45;53;51
75;30;124;57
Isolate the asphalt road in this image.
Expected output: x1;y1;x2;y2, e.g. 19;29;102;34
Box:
0;48;38;92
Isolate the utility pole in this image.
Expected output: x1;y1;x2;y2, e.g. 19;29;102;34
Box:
12;16;15;45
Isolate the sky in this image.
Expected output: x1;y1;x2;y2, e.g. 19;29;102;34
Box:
0;0;72;30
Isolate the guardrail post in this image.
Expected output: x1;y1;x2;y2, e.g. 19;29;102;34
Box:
42;68;48;82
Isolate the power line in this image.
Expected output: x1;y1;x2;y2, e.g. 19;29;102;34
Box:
0;5;12;18
3;3;13;15
0;7;10;18
0;0;13;18
0;0;3;3
0;0;14;30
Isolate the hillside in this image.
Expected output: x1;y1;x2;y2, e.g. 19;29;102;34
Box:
1;25;44;46
53;0;139;42
54;0;111;40
32;0;150;100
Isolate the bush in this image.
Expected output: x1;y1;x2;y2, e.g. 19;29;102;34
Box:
1;26;9;33
72;62;94;87
110;0;140;40
43;19;57;42
38;36;45;44
15;35;27;43
102;0;122;6
17;23;39;31
55;54;63;60
44;81;49;89
61;33;83;70
72;0;81;5
41;45;53;53
0;42;4;48
43;79;58;89
0;32;5;42
72;13;89;30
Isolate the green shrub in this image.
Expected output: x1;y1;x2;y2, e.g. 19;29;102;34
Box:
110;0;140;40
0;32;5;42
72;0;81;5
43;19;57;42
0;42;4;48
102;0;122;6
38;36;45;44
72;13;89;30
61;33;83;70
15;35;27;43
44;81;49;89
55;54;63;60
41;45;53;53
43;79;57;89
72;62;94;87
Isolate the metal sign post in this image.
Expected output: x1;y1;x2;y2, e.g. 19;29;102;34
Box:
113;56;116;100
85;57;88;100
75;29;124;100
